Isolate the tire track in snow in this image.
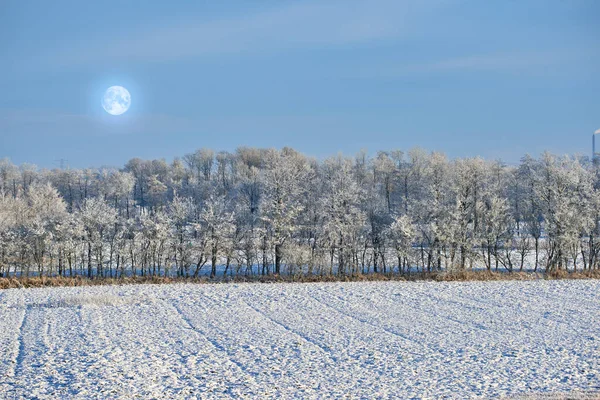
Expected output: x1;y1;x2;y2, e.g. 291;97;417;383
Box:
228;295;334;360
11;305;29;380
305;290;426;357
199;291;336;359
344;284;499;336
75;297;216;399
165;297;258;397
40;310;66;396
513;281;600;312
12;305;52;398
43;308;80;398
194;291;348;397
311;286;449;349
349;283;598;375
234;288;420;392
311;283;512;364
200;290;341;362
396;290;506;335
425;285;590;339
169;300;249;374
77;303;145;398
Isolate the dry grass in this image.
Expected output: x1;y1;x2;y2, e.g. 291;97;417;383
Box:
1;269;599;289
505;391;600;399
431;269;600;282
0;275;198;290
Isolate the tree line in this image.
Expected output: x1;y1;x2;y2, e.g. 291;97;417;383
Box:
0;147;598;279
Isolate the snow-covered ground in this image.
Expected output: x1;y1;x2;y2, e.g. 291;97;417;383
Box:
0;280;598;399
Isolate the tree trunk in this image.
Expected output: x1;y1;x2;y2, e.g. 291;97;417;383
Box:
534;237;539;272
275;243;282;275
211;244;217;278
87;241;93;278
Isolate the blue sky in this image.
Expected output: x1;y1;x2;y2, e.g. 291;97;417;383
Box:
1;0;598;168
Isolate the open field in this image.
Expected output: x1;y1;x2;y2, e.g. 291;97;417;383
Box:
0;280;599;399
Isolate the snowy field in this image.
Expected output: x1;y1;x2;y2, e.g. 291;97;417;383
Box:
0;281;599;399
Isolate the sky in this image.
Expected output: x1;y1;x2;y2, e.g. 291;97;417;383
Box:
0;0;598;169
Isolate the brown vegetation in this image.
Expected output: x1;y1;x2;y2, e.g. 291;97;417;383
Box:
1;270;599;290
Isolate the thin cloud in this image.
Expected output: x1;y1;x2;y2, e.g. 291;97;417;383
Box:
32;0;450;68
0;109;198;138
346;49;595;79
428;51;569;71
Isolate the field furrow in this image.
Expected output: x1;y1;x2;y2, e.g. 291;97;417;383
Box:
0;280;598;399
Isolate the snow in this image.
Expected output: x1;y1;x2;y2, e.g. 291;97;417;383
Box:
0;280;599;399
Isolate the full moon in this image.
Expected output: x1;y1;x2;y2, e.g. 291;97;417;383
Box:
102;86;131;115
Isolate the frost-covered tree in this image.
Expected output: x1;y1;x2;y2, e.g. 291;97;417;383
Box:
168;195;195;277
200;193;235;278
79;197;118;277
1;147;598;279
23;183;68;276
319;155;366;275
387;215;415;273
261;148;309;274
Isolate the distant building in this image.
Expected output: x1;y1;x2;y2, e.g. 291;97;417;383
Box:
593;129;600;162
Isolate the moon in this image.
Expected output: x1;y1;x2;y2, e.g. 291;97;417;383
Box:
102;86;131;115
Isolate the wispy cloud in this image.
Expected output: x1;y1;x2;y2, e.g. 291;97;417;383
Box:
31;0;450;68
0;109;197;138
426;51;572;72
346;49;595;79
